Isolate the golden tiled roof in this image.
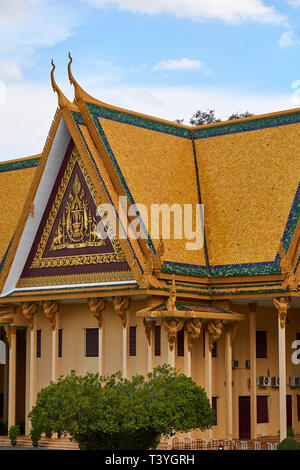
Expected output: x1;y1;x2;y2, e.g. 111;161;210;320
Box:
0;155;40;265
195;123;299;266
98;116;207;267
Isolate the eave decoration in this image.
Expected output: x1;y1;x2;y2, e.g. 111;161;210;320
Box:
279;239;300;291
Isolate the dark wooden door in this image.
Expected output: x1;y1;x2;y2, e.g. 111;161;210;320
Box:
239;396;251;439
286;395;292;429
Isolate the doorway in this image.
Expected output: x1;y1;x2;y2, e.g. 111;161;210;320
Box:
286;395;292;429
239;396;251;439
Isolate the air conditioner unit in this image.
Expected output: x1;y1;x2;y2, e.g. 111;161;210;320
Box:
232;360;239;369
271;377;279;387
290;376;300;388
256;376;272;387
245;360;250;369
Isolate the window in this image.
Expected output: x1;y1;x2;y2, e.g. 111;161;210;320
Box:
212;397;218;425
177;329;184;356
85;328;99;357
36;329;41;358
155;325;161;356
256;331;267;358
58;329;63;358
257;396;269;423
129;326;136;356
297;395;300;421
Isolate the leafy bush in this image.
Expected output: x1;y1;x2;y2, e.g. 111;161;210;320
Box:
287;427;295;438
30;427;42;446
28;365;215;450
277;437;300;450
8;425;20;443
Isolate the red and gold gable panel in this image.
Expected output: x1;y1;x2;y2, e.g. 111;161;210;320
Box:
18;143;133;287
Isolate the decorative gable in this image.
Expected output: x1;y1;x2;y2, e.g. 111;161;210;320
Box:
18;144;133;287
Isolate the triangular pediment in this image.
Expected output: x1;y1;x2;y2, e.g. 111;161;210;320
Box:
18;144;133;287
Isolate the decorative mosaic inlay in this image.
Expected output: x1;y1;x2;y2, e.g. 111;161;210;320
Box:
86;103;192;139
0;157;40;173
193;110;300;140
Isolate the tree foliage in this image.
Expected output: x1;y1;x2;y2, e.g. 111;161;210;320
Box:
227;111;254;120
175;109;255;126
189;109;221;126
28;365;214;450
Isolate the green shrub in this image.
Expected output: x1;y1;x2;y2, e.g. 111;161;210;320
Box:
8;425;20;444
29;365;215;450
287;427;295;438
30;427;42;447
277;437;300;450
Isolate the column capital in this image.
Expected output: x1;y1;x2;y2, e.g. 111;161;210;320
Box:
248;302;257;313
207;320;223;351
88;298;106;329
43;300;59;330
274;296;291;329
4;325;17;348
143;318;155;345
21;302;38;330
113;297;130;328
185;318;202;351
162;318;184;351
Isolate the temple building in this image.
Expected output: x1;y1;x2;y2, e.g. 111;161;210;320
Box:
0;55;299;443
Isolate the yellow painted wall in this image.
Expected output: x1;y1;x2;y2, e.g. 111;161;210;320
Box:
20;299;300;440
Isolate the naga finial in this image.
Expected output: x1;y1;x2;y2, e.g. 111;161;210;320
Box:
67;52;94;102
68;52;74;85
50;59;71;109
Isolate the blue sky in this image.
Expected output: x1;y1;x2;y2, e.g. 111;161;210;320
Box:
1;0;300;160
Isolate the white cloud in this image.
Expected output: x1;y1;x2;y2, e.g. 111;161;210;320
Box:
0;0;41;21
279;30;300;48
83;0;286;24
153;58;210;73
0;61;23;81
0;80;297;161
0;0;81;84
0;1;79;53
0;82;57;160
287;0;300;7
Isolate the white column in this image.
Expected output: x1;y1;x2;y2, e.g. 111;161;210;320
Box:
3;342;9;423
51;312;59;383
249;304;257;440
122;326;128;379
168;343;175;369
278;314;287;441
274;296;290;443
184;329;191;377
205;328;212;404
205;328;212;439
8;326;17;428
147;330;153;374
29;318;37;412
225;326;233;440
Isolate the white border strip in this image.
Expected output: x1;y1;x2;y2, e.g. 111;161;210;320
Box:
11;280;137;293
